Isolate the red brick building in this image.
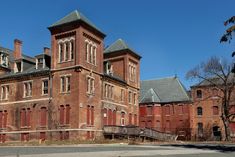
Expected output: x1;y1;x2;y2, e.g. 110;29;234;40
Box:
139;77;192;140
0;10;141;142
190;80;235;141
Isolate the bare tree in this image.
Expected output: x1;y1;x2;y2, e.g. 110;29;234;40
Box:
220;16;235;57
220;16;235;43
186;56;235;141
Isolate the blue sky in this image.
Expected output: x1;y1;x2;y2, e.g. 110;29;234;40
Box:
0;0;235;89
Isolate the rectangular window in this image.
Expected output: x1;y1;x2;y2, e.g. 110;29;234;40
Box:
198;123;203;136
93;47;97;65
113;110;116;125
178;105;183;114
104;84;108;98
70;41;74;60
147;106;152;116
87;76;95;94
42;80;48;95
59;43;63;63
85;40;97;65
86;43;89;62
213;106;219;115
165;106;170;115
133;93;136;105
23;82;32;97
21;108;30;127
104;83;114;99
87;105;94;126
196;90;202;98
129;113;132;125
16;62;22;72
89;45;93;63
134;114;137;126
59;105;70;126
128;91;132;104
3;111;7;128
166;120;170;131
59;105;65;125
108;109;112;125
65;42;69;61
40;107;47;127
65;105;70;124
1;85;9;100
120;89;124;102
67;76;70;92
61;77;65;92
129;62;136;82
60;76;71;93
0;111;2;128
121;112;125;126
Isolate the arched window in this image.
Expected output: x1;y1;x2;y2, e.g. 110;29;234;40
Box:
59;43;63;62
197;107;203;116
70;40;74;60
196;90;202;98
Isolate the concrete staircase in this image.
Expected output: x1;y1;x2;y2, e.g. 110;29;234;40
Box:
103;126;177;141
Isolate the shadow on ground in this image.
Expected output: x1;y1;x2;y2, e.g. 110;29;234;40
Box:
162;144;235;153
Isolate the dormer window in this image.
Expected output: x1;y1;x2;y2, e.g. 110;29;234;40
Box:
104;61;113;76
0;53;9;67
15;61;22;73
36;57;44;69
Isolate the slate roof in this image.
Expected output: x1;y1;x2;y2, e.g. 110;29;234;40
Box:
191;74;235;87
48;10;104;35
0;46;50;79
0;46;35;63
140;77;190;104
0;66;50;79
104;39;141;58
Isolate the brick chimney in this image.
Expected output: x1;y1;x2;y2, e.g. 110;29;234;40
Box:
44;47;50;55
14;39;22;60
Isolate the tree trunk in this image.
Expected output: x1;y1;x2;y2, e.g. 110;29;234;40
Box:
222;116;231;141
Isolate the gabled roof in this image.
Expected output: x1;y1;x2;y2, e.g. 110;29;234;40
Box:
191;74;235;88
104;39;141;58
48;10;105;36
140;77;190;104
140;88;161;103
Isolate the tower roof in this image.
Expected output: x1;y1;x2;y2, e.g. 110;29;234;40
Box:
48;10;105;36
104;39;141;58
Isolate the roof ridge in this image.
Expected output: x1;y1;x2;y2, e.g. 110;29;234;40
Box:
151;88;162;102
141;76;177;82
175;77;190;100
140;88;161;103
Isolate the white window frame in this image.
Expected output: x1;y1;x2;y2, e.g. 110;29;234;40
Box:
42;79;49;96
85;39;97;65
60;74;71;93
23;81;33;98
87;75;95;95
1;85;9;100
58;37;75;63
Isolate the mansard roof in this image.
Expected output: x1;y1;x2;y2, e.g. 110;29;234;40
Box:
48;10;105;36
140;77;191;104
104;39;141;59
0;46;35;63
0;66;50;80
0;46;50;80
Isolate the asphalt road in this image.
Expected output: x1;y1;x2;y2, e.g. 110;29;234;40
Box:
0;144;234;157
